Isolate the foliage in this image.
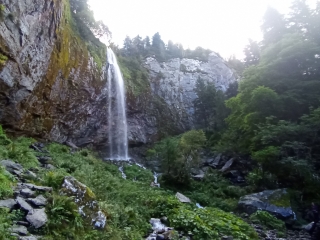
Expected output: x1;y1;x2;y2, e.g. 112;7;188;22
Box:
0;53;7;67
194;78;228;131
169;206;259;240
0;209;15;240
154;130;206;186
250;211;286;237
0;166;14;199
123;165;153;182
45;195;84;238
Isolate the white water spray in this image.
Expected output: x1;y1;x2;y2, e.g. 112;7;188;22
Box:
107;48;129;160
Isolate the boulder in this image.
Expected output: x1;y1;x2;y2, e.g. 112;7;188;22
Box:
16;197;33;212
26;208;47;228
20;188;36;198
19;236;40;240
220;158;235;172
61;176;107;229
28;195;47;206
192;173;205;180
0;160;23;174
0;199;17;209
10;225;28;236
175;192;191;203
210;154;222;167
238;189;295;221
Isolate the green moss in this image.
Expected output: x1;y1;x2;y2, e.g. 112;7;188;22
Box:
269;190;291;207
0;53;7;66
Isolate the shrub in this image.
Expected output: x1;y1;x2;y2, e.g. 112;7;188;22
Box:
45;195;83;237
250;210;286;237
169;207;259;240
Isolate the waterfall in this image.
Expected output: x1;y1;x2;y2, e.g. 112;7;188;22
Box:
107;48;129;160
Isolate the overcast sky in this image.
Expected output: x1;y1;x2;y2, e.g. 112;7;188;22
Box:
88;0;317;59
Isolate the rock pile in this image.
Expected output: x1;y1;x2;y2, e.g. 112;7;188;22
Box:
0;159;52;239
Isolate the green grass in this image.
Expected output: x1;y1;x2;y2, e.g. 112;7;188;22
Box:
0;166;14;199
0;127;258;239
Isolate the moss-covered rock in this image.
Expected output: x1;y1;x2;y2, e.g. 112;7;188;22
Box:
60;176;107;229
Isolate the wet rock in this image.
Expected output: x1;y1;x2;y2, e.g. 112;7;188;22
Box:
0;199;17;209
0;160;23;174
210;153;222;167
156;235;165;240
26;208;47;228
303;222;314;232
10;225;28;236
220;158;235;172
16;197;33;212
61;176;107;229
238;189;295;221
175;192;191;203
28;195;47;206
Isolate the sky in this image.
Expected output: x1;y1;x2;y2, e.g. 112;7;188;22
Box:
88;0;317;59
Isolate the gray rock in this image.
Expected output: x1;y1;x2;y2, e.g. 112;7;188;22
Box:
44;164;56;170
238;189;295;221
303;222;314;231
21;183;52;192
17;221;30;227
193;173;205;180
26;208;47;228
16;197;33;212
19;236;40;240
28;195;47;206
175;192;191;203
0;160;23;174
37;156;52;164
61;176;107;229
20;188;36;198
220;158;235;172
24;170;37;179
10;225;28;236
0;199;17;209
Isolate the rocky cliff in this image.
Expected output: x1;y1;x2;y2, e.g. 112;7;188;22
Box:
0;0;108;147
0;0;236;150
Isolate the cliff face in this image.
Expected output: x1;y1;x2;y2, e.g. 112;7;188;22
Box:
127;54;237;145
0;0;108;147
0;0;236;149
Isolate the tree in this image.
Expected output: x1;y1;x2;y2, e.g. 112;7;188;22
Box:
243;39;260;66
155;130;206;186
70;0;111;39
151;32;166;61
261;7;287;46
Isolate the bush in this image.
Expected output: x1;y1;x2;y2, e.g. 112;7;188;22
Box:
45;195;83;237
169;207;259;240
250;211;286;237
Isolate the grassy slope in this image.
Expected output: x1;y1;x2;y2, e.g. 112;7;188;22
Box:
0;128;258;239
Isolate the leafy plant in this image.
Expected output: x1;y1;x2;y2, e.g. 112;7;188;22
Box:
169;207;259;240
250;211;286;237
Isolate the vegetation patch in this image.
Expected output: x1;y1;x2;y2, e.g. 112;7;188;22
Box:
250;211;286;237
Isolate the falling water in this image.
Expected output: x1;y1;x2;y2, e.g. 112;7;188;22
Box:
107;48;129;160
